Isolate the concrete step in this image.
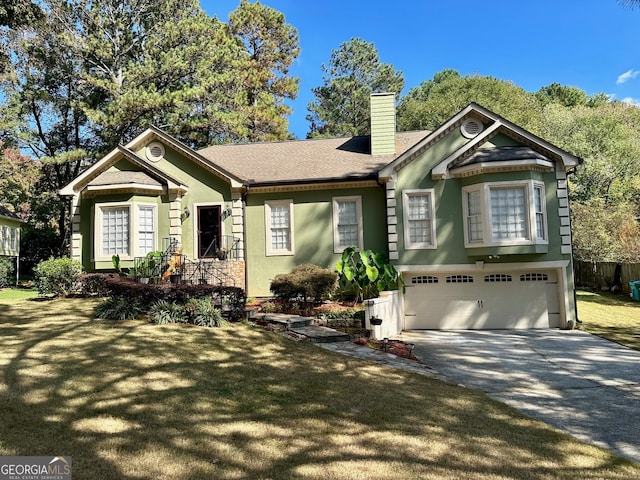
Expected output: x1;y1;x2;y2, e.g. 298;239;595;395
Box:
252;313;312;328
290;325;351;343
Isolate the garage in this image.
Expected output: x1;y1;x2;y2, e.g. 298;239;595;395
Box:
403;270;561;329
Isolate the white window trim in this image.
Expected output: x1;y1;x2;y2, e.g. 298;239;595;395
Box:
462;180;548;248
9;227;17;251
94;201;158;261
1;226;7;250
136;203;158;256
402;189;437;250
333;196;364;253
265;199;294;256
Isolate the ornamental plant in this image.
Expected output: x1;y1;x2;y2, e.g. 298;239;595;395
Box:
335;247;404;302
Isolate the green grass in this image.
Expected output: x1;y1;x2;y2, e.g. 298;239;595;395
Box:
0;287;38;302
577;289;640;351
0;297;638;479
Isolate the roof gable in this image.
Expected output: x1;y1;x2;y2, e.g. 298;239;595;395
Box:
59;127;243;196
379;103;582;181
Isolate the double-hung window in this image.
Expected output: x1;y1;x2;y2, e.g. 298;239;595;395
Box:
138;206;155;256
462;181;547;247
333;196;363;253
265;200;294;255
1;226;7;250
9;227;17;251
403;189;436;249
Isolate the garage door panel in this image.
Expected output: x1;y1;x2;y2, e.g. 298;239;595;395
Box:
404;270;559;329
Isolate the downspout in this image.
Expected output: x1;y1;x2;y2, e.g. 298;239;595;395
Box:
566;167;582;324
242;184;250;295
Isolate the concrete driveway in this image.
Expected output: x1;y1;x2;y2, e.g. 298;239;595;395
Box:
402;329;640;463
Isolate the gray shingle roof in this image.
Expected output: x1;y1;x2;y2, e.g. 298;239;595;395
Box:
0;205;20;221
452;146;551;169
87;171;163;187
197;131;429;184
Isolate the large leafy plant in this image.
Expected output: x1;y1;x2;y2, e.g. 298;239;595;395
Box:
335;247;404;302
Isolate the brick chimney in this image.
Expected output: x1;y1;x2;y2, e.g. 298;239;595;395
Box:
370;92;396;155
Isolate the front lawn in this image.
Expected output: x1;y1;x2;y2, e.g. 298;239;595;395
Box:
577;289;640;351
0;287;38;302
0;297;638;479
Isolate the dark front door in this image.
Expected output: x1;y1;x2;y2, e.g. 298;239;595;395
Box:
197;206;221;258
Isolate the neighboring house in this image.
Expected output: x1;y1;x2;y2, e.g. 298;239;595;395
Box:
0;205;22;283
60;93;581;329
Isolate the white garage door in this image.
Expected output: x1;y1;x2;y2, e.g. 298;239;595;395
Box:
404;270;560;329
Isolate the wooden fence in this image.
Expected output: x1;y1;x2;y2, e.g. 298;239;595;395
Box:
574;260;640;293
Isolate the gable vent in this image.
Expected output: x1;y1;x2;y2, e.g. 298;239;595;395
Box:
146;142;165;162
461;117;484;138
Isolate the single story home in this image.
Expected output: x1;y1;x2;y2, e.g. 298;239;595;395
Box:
60;93;581;329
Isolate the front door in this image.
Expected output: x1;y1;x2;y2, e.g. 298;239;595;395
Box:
197;206;221;258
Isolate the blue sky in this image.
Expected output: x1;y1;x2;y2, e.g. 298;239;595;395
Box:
201;0;640;139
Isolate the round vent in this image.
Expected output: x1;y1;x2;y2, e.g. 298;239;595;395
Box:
461;117;484;138
146;142;165;162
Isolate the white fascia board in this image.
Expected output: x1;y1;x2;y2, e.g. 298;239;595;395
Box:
379;104;480;179
145;126;244;189
468;103;582;170
449;158;554;177
431;121;501;179
59;147;124;196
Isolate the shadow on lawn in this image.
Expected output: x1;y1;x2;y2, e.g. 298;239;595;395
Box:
0;299;636;479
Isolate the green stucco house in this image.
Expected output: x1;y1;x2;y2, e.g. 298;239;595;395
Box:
60;94;581;329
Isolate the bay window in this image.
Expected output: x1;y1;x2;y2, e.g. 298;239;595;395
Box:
462;181;547;247
95;202;157;260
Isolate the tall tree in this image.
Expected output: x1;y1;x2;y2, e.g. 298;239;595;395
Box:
397;71;543;133
306;38;405;138
228;0;300;142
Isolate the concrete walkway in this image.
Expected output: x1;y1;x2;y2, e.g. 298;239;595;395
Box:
399;330;640;463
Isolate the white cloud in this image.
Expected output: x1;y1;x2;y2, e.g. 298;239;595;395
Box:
616;69;640;84
621;97;640;107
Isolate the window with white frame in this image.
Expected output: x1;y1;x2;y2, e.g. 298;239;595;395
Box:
137;205;156;255
533;184;546;240
333;196;363;252
462;180;547;247
95;202;157;260
101;206;130;257
403;189;436;249
1;226;7;250
10;227;16;251
265;200;294;255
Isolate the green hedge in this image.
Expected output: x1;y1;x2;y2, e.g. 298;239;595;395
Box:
0;257;14;288
104;277;246;322
33;257;83;297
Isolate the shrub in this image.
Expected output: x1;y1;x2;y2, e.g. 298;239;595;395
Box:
104;277;246;322
185;297;225;327
270;264;338;305
317;306;364;320
148;300;188;325
95;296;143;320
72;273;112;297
148;298;224;327
33;257;83;297
0;257;14;288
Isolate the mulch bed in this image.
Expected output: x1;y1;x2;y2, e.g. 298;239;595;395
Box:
354;337;419;361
